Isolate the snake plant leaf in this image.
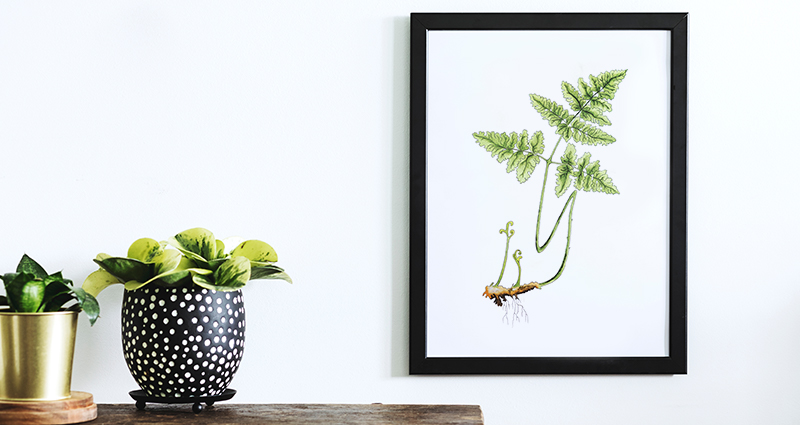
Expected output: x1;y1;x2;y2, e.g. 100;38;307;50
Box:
0;295;7;308
71;287;99;325
7;273;45;312
555;144;578;197
42;292;75;312
40;281;73;312
212;256;251;291
16;254;48;279
93;257;155;283
82;269;123;298
530;94;570;127
231;240;278;263
127;238;164;263
168;228;217;263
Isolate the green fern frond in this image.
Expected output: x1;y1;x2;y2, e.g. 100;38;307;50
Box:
473;130;545;183
530;94;570;127
570;121;616;146
555;144;577;197
587;70;627;101
572;152;619;195
561;82;582;113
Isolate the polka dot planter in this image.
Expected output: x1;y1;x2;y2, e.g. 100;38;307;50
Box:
121;285;246;398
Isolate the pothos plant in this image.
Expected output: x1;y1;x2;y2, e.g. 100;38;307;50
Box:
82;227;291;297
0;254;100;325
472;69;627;321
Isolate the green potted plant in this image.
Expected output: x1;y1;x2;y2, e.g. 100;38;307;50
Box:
0;255;99;401
83;227;291;402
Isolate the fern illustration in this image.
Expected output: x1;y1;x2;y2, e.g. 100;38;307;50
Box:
475;70;626;319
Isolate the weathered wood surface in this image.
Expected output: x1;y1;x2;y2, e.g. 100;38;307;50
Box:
93;403;484;424
0;391;97;424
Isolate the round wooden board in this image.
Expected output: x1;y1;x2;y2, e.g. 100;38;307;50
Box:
0;391;97;424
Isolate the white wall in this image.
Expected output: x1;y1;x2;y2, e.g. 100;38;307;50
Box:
1;1;799;424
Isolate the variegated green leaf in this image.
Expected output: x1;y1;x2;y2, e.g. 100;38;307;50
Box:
82;269;123;298
93;257;155;283
40;281;73;312
152;249;181;275
168;228;216;262
249;264;286;280
221;237;245;255
231;240;278;263
127;238;163;263
16;254;48;279
6;272;44;312
124;280;148;291
71;287;99;325
213;256;252;290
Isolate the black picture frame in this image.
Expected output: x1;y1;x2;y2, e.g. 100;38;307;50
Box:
409;13;688;375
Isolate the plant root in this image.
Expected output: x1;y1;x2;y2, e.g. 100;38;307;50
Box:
502;295;528;325
482;282;541;307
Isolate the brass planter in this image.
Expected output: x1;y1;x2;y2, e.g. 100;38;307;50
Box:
0;311;78;401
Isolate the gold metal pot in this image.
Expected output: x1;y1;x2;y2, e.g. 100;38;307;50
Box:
0;311;78;401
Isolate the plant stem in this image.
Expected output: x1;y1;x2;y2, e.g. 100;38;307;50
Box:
494;221;514;287
540;190;577;286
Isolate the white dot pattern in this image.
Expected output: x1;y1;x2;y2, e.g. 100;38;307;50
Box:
122;286;246;398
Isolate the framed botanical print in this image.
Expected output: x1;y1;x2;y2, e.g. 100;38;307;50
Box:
409;13;688;374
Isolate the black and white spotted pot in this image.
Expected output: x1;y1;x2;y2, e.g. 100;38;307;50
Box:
121;285;246;398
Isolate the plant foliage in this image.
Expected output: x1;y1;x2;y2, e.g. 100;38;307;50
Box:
0;254;100;325
83;227;292;296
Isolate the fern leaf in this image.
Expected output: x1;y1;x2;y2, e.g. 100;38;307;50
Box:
588;69;627;101
473;131;516;163
473;130;544;183
515;130;530;152
530;94;570;127
516;153;540;183
572;152;619;195
561;82;582;112
577;78;592;99
571;121;616;146
529;130;545;156
579;106;612;126
555;144;577;197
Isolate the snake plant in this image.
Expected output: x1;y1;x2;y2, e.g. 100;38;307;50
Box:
0;254;100;325
83;227;291;296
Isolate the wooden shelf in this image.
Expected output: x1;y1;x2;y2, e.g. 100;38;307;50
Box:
93;403;484;424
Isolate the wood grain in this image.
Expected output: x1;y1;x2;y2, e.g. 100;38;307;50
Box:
0;391;97;424
94;403;484;424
